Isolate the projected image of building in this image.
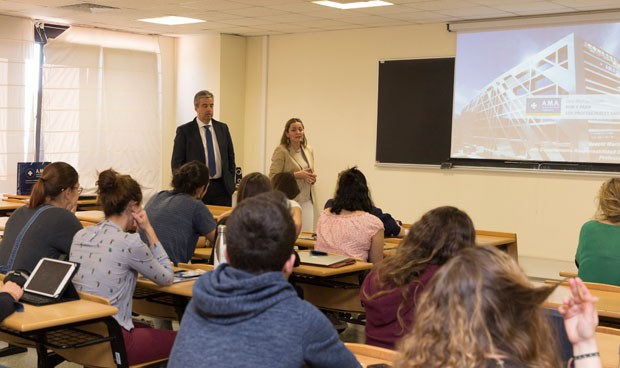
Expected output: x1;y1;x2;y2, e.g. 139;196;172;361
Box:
453;33;620;163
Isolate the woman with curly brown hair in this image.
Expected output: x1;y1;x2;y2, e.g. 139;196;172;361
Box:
360;206;475;349
395;246;601;368
575;177;620;285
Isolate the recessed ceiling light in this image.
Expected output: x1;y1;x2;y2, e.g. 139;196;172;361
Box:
138;16;205;25
312;0;393;9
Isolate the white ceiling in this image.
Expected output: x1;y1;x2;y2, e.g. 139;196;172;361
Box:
0;0;619;37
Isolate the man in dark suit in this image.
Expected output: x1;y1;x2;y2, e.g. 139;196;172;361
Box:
171;90;236;206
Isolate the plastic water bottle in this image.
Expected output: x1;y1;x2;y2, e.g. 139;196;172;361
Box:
214;225;227;267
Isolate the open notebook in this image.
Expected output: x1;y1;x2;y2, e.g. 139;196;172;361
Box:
298;252;355;268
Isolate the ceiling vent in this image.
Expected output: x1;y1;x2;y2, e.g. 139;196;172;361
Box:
59;3;120;13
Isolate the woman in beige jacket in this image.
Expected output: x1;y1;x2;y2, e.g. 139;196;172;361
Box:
269;118;316;232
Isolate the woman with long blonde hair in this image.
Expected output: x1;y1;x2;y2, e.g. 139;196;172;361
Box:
361;206;475;349
396;246;601;368
575;177;620;285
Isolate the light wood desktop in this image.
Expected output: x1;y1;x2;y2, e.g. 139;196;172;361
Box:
207;204;232;217
293;254;373;278
297;230;517;261
2;299;117;332
75;210;105;224
136;272;195;298
384;229;518;260
293;250;373;313
193;248;374;279
544;282;620;321
132;265;210;321
0;297;121;367
193;247;212;261
596;327;620;368
346;342;396;367
0;200;24;215
3;194;99;211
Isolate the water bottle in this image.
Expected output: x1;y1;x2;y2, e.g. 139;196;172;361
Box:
214;225;227;267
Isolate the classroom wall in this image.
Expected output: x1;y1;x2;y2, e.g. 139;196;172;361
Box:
256;23;606;262
166;23;607;262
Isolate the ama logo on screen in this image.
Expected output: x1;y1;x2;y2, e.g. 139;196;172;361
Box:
526;97;561;116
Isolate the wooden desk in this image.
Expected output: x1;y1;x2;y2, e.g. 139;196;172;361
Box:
136;275;195;298
545;284;620;321
346;343;396;367
75;210;105;223
3;194;98;211
0;200;24;214
597;328;620;368
384;229;518;261
0;299;122;368
133;267;199;321
293;251;373;313
193;247;212;261
295;232;316;248
293;258;373;278
206;205;232;217
2;300;117;332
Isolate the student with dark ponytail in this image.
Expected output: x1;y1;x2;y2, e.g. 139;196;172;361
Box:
145;160;216;264
0;162;82;273
70;169;175;366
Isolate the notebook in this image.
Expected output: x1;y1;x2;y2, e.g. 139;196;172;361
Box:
20;258;80;306
298;251;355;268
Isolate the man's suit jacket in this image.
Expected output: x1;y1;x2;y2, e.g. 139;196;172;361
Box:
171;118;236;196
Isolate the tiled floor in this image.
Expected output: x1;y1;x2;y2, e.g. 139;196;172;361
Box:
0;255;573;367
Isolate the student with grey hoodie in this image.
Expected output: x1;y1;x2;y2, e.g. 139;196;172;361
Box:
168;191;361;368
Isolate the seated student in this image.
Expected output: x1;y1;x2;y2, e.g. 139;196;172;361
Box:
271;172;303;236
315;167;383;263
395;246;602;368
323;171;406;239
361;206;475;349
0;281;23;321
576;177;620;285
212;172;272;266
168;192;360;368
0;162;82;273
325;198;406;238
70;169;175;366
144;161;216;265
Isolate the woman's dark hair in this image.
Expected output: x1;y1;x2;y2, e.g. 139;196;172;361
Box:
271;172;300;200
171;160;210;195
237;172;272;204
227;191;296;274
29;162;79;208
97;169;142;217
331;167;374;214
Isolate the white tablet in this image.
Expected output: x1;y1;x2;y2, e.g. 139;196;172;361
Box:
23;258;79;298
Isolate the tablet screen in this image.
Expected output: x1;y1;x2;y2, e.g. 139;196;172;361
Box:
23;258;77;298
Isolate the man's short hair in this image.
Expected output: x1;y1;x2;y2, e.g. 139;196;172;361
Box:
227;191;296;274
194;90;214;107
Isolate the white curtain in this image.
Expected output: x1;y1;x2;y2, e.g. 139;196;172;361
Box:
0;16;36;194
42;27;162;199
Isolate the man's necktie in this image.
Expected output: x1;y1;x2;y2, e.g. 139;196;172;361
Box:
204;125;216;177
